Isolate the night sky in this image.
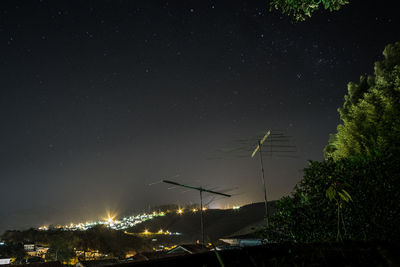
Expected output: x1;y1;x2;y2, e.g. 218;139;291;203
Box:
0;0;398;232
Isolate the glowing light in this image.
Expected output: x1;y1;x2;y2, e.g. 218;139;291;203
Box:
192;208;198;213
202;207;207;211
158;229;163;234
233;206;241;210
143;229;149;235
36;207;168;232
177;209;183;214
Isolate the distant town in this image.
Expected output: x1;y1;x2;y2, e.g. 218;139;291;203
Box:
36;205;241;232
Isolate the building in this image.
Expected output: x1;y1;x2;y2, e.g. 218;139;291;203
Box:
0;258;11;265
24;244;49;258
219;220;266;247
167;244;209;255
24;244;35;251
219;234;264;247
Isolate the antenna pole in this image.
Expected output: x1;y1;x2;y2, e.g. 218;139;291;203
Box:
162;180;230;246
200;189;204;245
258;141;269;227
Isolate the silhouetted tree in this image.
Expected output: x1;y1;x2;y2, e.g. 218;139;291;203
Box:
265;43;400;242
325;43;400;160
269;0;348;22
0;242;26;263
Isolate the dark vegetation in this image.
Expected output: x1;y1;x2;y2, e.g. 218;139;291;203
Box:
0;242;26;263
264;43;400;242
270;0;348;22
113;242;400;267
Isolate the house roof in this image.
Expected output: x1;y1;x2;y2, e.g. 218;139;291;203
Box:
167;244;208;254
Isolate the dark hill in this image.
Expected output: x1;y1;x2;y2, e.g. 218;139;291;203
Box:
128;202;275;244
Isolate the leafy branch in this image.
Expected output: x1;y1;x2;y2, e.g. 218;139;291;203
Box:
326;181;352;241
269;0;349;22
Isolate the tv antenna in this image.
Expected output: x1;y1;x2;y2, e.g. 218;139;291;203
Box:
207;130;297;228
251;130;297;228
251;130;271;227
162;180;231;245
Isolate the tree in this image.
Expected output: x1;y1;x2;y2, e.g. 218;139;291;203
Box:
325;180;352;241
263;43;400;242
325;43;400;160
269;0;348;22
46;231;76;263
0;242;26;263
265;154;400;242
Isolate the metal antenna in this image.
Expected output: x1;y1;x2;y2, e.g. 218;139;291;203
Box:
210;130;297;160
251;130;271;227
208;130;297;228
162;180;231;245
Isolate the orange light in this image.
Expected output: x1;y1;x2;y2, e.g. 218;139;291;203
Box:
177;209;183;214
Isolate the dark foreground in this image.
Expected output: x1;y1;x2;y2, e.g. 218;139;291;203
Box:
9;242;400;267
115;242;400;267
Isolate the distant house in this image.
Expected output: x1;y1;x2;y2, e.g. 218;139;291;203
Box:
220;219;266;248
23;244;49;258
167;244;209;255
27;246;49;258
220;232;265;247
124;251;167;262
123;253;149;262
75;259;119;267
0;258;11;265
24;244;35;251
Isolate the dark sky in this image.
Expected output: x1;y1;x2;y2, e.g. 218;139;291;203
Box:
0;0;398;232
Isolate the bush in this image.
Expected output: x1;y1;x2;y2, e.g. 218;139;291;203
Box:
265;153;400;242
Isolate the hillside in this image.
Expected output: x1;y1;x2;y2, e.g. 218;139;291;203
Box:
127;202;275;244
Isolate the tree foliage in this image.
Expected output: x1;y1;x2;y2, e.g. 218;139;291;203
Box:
269;0;348;22
266;154;400;242
325;43;400;160
0;242;26;263
265;43;400;242
46;232;77;262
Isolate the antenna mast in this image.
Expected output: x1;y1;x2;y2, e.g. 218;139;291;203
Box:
162;180;231;245
251;130;271;227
